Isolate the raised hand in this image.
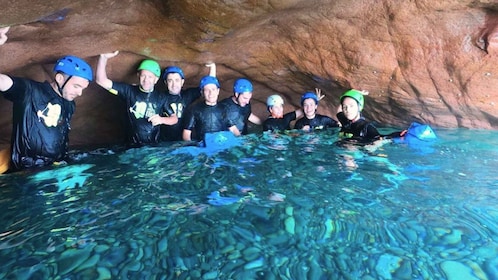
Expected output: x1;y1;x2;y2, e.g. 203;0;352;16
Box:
0;26;10;45
100;51;120;59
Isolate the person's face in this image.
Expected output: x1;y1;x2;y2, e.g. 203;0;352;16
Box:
57;74;89;101
302;98;317;118
269;104;284;118
138;70;159;92
236;92;252;107
341;97;361;121
165;73;184;95
202;84;220;105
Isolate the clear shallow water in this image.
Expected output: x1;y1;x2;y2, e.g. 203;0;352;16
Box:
0;128;497;280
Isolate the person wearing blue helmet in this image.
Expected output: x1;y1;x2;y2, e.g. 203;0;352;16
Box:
219;77;262;136
295;89;339;131
182;75;232;142
96;51;178;147
160;63;216;141
0;27;93;171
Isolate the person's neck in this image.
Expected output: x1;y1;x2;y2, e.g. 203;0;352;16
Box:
50;82;63;98
205;101;217;106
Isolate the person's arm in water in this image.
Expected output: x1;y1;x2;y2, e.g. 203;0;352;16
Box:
182;129;192;141
96;51;119;92
0;27;13;92
248;113;262;125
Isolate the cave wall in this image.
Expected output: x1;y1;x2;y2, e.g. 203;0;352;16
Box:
1;0;498;148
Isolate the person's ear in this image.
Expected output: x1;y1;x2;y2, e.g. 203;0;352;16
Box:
55;73;65;84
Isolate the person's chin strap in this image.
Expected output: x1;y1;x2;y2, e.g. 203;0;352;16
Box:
55;75;73;96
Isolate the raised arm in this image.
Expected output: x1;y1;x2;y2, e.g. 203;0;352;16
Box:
0;27;13;91
206;63;216;77
96;51;119;90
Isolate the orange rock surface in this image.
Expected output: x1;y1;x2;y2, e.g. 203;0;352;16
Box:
1;0;497;147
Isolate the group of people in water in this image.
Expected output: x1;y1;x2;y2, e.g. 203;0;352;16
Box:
0;26;405;173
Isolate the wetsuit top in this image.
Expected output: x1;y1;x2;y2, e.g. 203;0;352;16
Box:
161;87;201;141
219;97;252;134
2;77;74;170
336;111;381;142
111;82;173;145
183;102;229;141
295;114;339;131
263;111;297;131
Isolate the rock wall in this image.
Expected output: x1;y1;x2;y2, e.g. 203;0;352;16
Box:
1;0;498;147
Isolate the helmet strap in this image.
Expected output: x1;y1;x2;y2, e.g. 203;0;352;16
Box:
55;73;72;96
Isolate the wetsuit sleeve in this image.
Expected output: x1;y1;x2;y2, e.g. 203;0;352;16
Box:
363;123;382;140
109;82;132;100
2;77;28;102
324;116;339;128
182;105;196;130
336;112;348;127
294;117;305;129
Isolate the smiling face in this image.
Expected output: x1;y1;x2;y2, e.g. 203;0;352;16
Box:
302;98;317;118
341;96;361;121
202;84;220;105
269;103;284;118
56;74;90;101
165;72;185;95
138;70;159;92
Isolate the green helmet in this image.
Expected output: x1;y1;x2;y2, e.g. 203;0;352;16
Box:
137;59;161;77
340;89;364;111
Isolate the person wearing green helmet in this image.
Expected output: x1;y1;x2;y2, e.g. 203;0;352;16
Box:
295;89;339;132
0;26;93;171
96;51;178;147
337;89;405;143
161;63;216;141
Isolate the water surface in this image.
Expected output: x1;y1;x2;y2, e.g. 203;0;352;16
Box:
0;128;497;279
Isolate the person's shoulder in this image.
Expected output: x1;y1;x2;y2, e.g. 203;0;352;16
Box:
182;87;201;96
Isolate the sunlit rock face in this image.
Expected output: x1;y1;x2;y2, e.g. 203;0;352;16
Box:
1;0;498;147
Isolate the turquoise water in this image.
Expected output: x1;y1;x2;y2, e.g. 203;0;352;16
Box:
0;128;497;279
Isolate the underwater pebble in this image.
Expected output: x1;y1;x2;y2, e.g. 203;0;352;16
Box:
96;267;111;280
244;257;264;270
441;260;484;280
202;270;219;279
285;216;296;235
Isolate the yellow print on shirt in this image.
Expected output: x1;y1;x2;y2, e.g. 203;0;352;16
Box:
130;102;157;119
37;103;62;127
170;103;184;118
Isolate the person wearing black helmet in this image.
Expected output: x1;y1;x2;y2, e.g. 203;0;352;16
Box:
182;76;231;142
295;90;339;131
160;63;216;141
219;78;262;136
96;51;178;147
0;26;93;171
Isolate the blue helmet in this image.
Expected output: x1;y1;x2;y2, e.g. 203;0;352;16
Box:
199;76;220;89
53;55;93;81
301;92;318;106
163;66;185;80
233;78;253;94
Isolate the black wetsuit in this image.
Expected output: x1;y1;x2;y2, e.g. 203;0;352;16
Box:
295;114;339;131
336;112;404;143
112;82;173;146
263;111;297;131
219;97;252;135
336;112;381;142
2;77;74;170
183;102;229;141
161;87;201;141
